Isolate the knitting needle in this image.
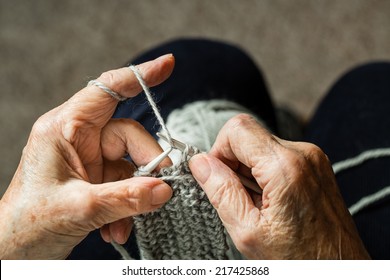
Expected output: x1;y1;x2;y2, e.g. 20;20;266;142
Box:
137;146;173;175
157;132;263;195
156;132;198;157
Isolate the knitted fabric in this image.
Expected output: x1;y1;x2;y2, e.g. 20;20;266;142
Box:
131;100;260;260
133;147;228;260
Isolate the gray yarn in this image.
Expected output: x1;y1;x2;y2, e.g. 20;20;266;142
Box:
331;148;390;216
158;99;264;167
133;99;258;260
129;65;173;145
163;99;264;152
133;148;228;260
111;240;132;260
87;79;127;101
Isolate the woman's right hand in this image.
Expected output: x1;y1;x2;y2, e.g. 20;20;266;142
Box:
0;54;175;259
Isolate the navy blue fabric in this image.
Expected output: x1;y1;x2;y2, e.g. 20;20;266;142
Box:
114;38;277;135
305;62;390;259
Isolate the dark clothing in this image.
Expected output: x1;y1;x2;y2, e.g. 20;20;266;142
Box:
305;62;390;259
69;39;390;260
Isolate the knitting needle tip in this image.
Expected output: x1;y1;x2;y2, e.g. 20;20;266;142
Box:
137;146;173;175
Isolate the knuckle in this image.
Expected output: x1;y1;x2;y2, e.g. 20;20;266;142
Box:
82;200;96;221
226;113;257;131
113;118;144;130
62;118;86;143
98;70;122;89
209;177;237;209
304;143;326;160
235;229;257;252
299;142;332;169
31;113;56;137
99;70;115;84
278;148;308;184
126;186;151;214
76;185;152;226
279;148;305;169
73;188;98;222
278;142;333;191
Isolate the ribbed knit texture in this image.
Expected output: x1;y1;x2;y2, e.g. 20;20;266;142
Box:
133;148;228;260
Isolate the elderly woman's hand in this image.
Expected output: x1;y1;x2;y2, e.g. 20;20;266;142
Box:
0;54;175;259
190;114;370;259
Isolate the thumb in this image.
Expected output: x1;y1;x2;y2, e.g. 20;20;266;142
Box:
86;177;172;227
189;154;260;238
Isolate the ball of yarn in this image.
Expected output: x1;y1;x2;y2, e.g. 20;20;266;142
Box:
159;99;263;164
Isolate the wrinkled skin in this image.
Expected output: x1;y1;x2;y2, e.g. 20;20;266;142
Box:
189;114;370;259
0;55;175;259
0;53;369;260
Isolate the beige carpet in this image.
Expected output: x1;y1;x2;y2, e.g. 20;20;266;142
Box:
1;0;390;196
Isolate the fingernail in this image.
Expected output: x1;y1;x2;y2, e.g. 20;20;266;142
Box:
189;154;211;184
156;53;173;61
151;183;172;205
113;227;130;245
112;232;124;244
103;235;111;243
100;227;111;243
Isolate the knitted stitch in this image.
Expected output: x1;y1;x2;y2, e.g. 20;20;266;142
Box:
133;147;228;260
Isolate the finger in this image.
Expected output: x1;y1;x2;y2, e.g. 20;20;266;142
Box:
210;114;278;169
102;158;135;183
100;224;111;243
86;177;172;227
189;153;260;240
97;53;175;99
108;218;133;244
99;218;133;244
101;118;172;168
61;54;175;139
60;55;174;183
210;114;285;190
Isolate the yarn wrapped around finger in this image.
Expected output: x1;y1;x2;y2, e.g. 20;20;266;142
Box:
87;79;128;101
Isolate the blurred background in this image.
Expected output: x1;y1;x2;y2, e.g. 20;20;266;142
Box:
1;0;389;196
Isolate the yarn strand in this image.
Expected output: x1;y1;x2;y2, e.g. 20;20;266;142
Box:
111;241;133;260
332;148;390;216
332;148;390;174
348;185;390;216
129;65;173;146
110;65;177;259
